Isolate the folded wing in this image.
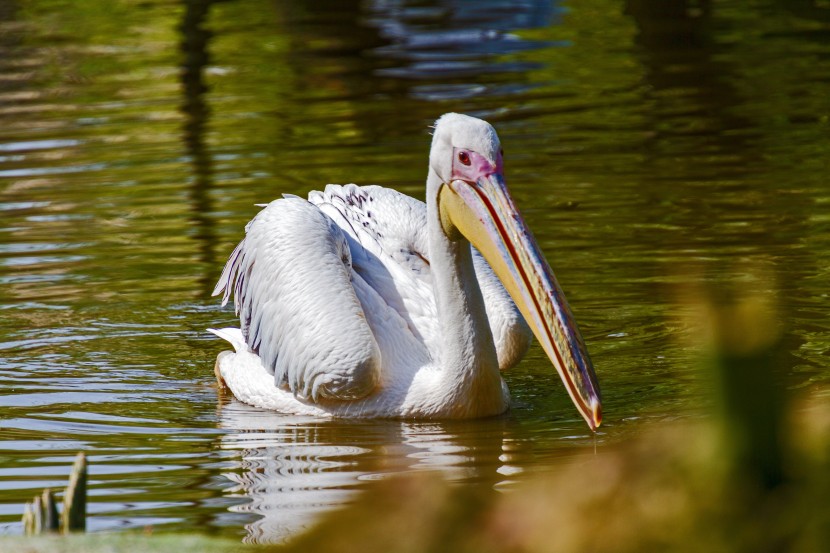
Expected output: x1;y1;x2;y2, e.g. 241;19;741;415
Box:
213;198;381;401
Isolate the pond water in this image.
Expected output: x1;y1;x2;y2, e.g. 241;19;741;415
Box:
1;0;828;543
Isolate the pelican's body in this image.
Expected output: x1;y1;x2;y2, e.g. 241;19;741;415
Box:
212;114;601;429
212;185;529;418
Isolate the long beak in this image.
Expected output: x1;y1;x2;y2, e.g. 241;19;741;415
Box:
439;174;602;431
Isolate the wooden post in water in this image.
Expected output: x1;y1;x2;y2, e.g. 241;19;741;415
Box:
61;452;87;533
32;496;42;535
22;501;35;536
22;452;88;535
41;489;60;532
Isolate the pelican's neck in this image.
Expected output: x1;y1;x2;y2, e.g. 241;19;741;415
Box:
426;169;505;415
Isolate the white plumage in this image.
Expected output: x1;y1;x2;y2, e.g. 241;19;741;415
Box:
211;113;601;428
212;184;530;418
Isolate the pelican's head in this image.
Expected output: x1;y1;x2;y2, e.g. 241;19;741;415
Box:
430;113;602;431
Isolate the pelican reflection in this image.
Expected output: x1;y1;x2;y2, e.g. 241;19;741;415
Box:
216;398;528;544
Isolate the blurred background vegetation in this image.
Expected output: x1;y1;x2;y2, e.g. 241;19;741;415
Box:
0;0;828;549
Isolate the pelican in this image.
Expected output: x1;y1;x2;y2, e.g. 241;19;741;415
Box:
210;113;601;430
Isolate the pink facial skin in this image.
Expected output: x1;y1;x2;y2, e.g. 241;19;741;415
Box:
451;148;504;183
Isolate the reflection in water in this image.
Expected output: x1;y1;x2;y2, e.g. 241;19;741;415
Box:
626;0;756;166
180;0;219;296
217;399;522;544
625;0;819;382
365;0;559;100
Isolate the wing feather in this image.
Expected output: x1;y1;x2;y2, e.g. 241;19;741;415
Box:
213;198;381;401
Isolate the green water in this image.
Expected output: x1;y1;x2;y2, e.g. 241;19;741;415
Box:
1;0;828;543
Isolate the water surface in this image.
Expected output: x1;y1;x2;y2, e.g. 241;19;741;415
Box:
1;0;828;543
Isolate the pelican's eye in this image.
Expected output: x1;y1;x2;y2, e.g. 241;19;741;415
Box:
458;151;471;166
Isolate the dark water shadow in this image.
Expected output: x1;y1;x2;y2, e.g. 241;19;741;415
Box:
624;0;820;391
180;0;226;295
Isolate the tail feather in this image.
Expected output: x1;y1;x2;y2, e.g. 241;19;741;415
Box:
207;327;247;353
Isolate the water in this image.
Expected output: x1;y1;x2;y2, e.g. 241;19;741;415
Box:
1;0;828;543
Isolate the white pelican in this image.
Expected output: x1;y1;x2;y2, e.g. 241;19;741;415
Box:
210;113;601;430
